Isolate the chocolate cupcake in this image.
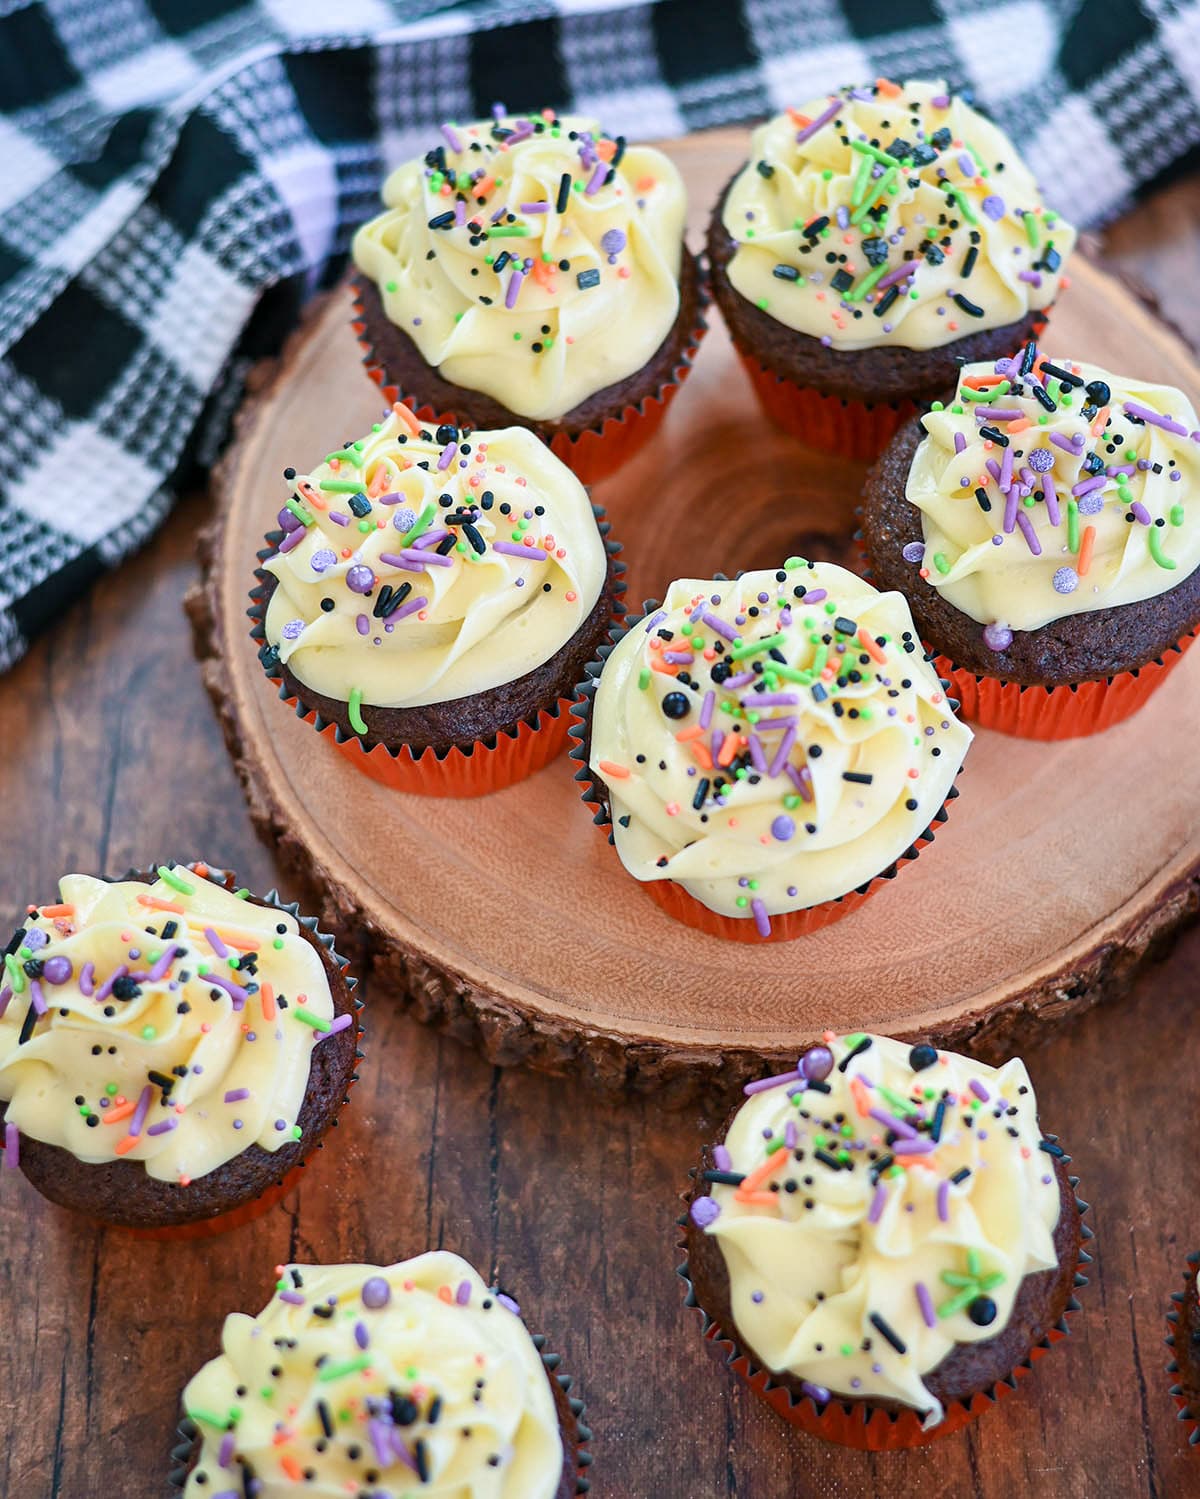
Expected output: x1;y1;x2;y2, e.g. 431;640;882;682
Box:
352;108;707;484
252;408;624;795
0;863;358;1233
572;561;971;941
708;78;1076;459
1167;1251;1200;1447
861;346;1200;737
170;1252;591;1496
682;1032;1090;1449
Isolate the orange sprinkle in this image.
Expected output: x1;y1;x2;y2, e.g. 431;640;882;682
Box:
635;175;657;192
849;1076;871;1118
856;627;886;664
296;478;326;511
281;1457;303;1482
39;904;74;918
674;725;704;742
962;374;1006;390
691;744;714;771
737;1191;781;1208
786;107;810;127
597;759;631;780
114;1134;140;1156
392;401;422;436
650;657;680;676
596;138;617;161
475;174;496;198
717;733;741;767
1078;525;1096;577
437;1285;454;1304
366;462;392;497
1090;405;1110;437
137;895;185;914
191;924;263;952
736;1150;787;1199
876;77;902;97
102;1100;138;1125
260;983;277;1021
1005;418;1032;434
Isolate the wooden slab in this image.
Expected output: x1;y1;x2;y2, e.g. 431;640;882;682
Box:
187;130;1200;1104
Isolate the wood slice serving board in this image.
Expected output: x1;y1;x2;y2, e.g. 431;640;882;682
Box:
187;129;1200;1104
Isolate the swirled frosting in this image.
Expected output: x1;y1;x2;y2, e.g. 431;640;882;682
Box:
262;410;607;710
588;564;972;933
181;1252;565;1498
690;1033;1062;1423
0;867;339;1184
353;110;687;420
722;79;1075;351
904;351;1200;634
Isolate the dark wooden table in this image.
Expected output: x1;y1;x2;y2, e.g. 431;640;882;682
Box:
2;179;1198;1499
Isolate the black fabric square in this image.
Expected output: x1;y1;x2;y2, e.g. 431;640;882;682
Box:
283;47;376;145
1058;0;1152;91
8;278;142;418
73;108;155;190
468;19;569;118
147;0;247;39
10;541;101;641
0;7;83;113
651;0;756;86
842;0;941;35
148;110;254;239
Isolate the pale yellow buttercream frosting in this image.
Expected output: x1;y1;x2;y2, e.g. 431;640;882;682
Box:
588;564;972;933
353;111;687;421
722;80;1075;351
263;411;607;710
904;354;1200;633
0;867;338;1184
692;1033;1062;1423
181;1253;565;1498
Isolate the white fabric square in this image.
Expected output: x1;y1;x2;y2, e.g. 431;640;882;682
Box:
144;241;257;390
259;0;395;37
88;40;204;112
1025;91;1135;224
0;119;62;217
761;40;872;112
261;141;339;276
945;1;1058;105
1158;2;1200;105
571;83;686;141
45;179;145;278
16;425;159;545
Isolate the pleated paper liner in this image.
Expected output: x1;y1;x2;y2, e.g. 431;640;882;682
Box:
110;862;361;1242
249;512;626;797
351;273;711;488
935;626;1199;741
736;350;918;462
568;602;960;944
676;1151;1092;1451
1165;1250;1200;1448
167;1330;595;1493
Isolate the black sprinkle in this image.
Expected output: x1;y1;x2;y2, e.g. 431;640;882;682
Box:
978;425;1010;447
974;487;992;512
842;771;874;785
702;1170;746;1186
869;1311;908;1355
952;291;984;318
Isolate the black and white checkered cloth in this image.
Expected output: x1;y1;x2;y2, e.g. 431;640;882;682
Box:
1;0;1197;670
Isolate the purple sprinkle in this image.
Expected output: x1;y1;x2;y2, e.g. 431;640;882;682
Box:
456;1279;472;1306
901;541;925;564
317;1013;354;1041
519;201;548;214
1130;501;1152;525
1078;490;1105;516
440;122;462;153
129;1085;152;1137
505;268;525;308
869;1108;918;1141
867;1184;887;1223
969;1078;990;1101
981;195;1006;220
224;1088;250;1104
206;972;249;1010
355;1321;370;1349
750;898;771;939
278;526;306;554
744;1068;803;1095
0;988;10;1018
42;956;72;985
714;1144;733;1171
643;610;667;634
497;1293;521;1316
437;442;458;472
584;161;607;196
218;1432;236;1468
916;1282;937;1328
3;1122;18;1169
94;964;128;1003
278;505;301;533
690;1196;721;1227
937;1180;950;1222
1052;566;1079;594
1015;510;1042;555
146;1118;178;1136
79;962;95;997
281;619;305;641
361;1277;391;1309
600;228;626;255
356;615;370;636
1124;400;1189;436
309;548;338;574
794;97;841;145
346;564;375;594
1019;269;1043;286
328;510;349;527
770;814;795;842
1028;447;1054;473
279;1289;305;1305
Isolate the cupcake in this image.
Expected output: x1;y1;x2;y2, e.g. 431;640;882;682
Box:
708;79;1076;460
0;863;358;1234
572;561;971;941
681;1032;1090;1449
860;347;1200;738
170;1251;591;1496
1166;1251;1200;1447
252;407;624;796
352;108;707;485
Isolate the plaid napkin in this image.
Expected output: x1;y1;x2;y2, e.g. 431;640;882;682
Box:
1;0;1197;672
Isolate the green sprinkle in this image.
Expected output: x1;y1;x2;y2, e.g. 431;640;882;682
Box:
234;890;250;900
850;150;874;209
1023;210;1040;247
157;865;195;896
938;1288;978;1318
933;552;951;575
316;478;365;494
1170;504;1185;527
730;631;786;661
317;1355;371;1383
326;447;363;468
878;1086;917;1117
851;168;897;225
486;224;530;238
141;1026;156;1040
850;139;900;168
273;937;284;950
293;1007;332;1032
401;501;437;546
1067;496;1080;552
187;1408;234;1430
944;184;978;225
962;380;1009;402
384;280;398;293
348;688;368;736
1149;525;1178;570
845;259;890;304
4;953;25;993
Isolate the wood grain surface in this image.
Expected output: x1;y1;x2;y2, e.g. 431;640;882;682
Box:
0;165;1197;1499
192;129;1200;1100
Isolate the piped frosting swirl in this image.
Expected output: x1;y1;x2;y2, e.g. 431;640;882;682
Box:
903;350;1200;635
181;1252;565;1498
721;79;1075;352
262;410;607;711
691;1033;1062;1424
353;110;687;420
587;563;971;932
0;867;339;1184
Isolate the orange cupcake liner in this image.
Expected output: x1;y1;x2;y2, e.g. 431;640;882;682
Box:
568;605;959;943
677;1158;1092;1451
250;511;625;797
736;351;917;462
935;624;1198;741
351;281;710;487
1166;1251;1200;1448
